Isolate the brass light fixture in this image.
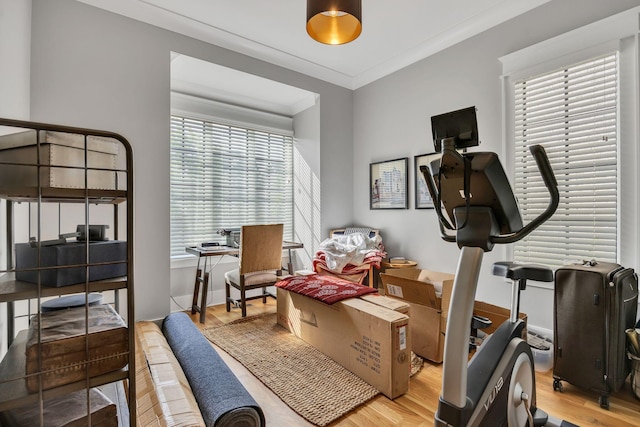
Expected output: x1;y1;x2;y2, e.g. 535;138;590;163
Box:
307;0;362;45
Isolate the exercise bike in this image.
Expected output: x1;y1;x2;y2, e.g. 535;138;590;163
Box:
421;111;577;427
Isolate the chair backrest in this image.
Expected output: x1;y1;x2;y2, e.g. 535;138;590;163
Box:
239;224;284;275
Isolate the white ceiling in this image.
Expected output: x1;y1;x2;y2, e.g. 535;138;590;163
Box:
76;0;551;112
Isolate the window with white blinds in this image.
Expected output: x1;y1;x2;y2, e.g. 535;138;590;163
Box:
170;115;294;257
513;53;618;268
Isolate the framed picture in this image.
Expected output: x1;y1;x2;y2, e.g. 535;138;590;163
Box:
414;153;440;209
370;158;408;209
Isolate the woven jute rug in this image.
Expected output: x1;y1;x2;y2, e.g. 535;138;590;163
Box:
204;313;383;426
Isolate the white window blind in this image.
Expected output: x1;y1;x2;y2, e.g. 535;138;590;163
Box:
513;54;618;268
170;115;294;257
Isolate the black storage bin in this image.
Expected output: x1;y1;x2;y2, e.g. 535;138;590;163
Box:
15;241;127;287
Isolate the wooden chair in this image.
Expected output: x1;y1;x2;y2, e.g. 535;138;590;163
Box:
224;224;288;317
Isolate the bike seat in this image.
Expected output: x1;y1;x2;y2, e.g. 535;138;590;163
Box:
492;261;553;282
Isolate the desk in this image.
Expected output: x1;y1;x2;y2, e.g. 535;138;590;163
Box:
185;241;303;323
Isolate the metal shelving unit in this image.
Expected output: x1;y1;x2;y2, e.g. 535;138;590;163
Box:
0;118;134;426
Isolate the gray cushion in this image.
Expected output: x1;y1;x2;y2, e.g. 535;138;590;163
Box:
225;269;289;286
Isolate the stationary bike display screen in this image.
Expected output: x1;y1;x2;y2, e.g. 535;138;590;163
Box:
428;106;523;238
431;106;480;152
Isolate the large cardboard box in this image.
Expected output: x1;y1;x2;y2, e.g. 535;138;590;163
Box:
277;287;411;399
379;268;454;363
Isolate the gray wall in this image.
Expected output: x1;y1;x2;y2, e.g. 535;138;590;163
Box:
293;100;322;270
28;0;354;321
353;0;640;330
0;0;31;356
16;0;640;330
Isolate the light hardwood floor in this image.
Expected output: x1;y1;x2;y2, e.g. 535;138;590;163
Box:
187;300;640;426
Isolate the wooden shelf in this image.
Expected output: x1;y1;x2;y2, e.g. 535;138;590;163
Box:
0;330;129;412
0;275;128;303
0;186;126;203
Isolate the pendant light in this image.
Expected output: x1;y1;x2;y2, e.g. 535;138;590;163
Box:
306;0;362;45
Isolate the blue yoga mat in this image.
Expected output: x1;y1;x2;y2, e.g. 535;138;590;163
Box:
162;312;265;427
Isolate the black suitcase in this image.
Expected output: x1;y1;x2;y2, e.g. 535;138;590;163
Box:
553;260;638;409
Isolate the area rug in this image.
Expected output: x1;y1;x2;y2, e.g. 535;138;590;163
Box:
203;313;380;426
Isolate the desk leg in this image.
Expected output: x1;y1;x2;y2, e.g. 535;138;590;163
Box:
287;248;294;274
200;271;209;324
191;268;202;315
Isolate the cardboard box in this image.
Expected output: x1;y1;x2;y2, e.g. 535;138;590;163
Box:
277;287;411;399
438;300;528;356
380;268;527;362
360;293;410;315
0;129;120;190
379;268;454;363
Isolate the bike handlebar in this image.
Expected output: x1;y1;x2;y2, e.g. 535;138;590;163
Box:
429;144;559;245
492;144;559;244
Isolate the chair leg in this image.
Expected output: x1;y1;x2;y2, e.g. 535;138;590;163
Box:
262;286;267;304
225;280;231;312
240;286;247;317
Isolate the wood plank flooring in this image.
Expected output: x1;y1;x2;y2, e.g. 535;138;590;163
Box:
187;300;640;426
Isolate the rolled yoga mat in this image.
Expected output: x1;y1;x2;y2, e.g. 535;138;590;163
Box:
162;312;265;427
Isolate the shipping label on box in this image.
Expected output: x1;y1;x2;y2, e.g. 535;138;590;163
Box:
277;287;411;399
385;284;405;299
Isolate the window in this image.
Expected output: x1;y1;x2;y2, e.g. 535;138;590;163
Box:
170;115;294;257
512;54;618;267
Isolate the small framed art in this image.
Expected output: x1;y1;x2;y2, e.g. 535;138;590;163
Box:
414;153;440;209
370;157;408;209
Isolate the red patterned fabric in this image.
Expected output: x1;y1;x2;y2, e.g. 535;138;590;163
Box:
314;264;370;285
276;274;378;305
